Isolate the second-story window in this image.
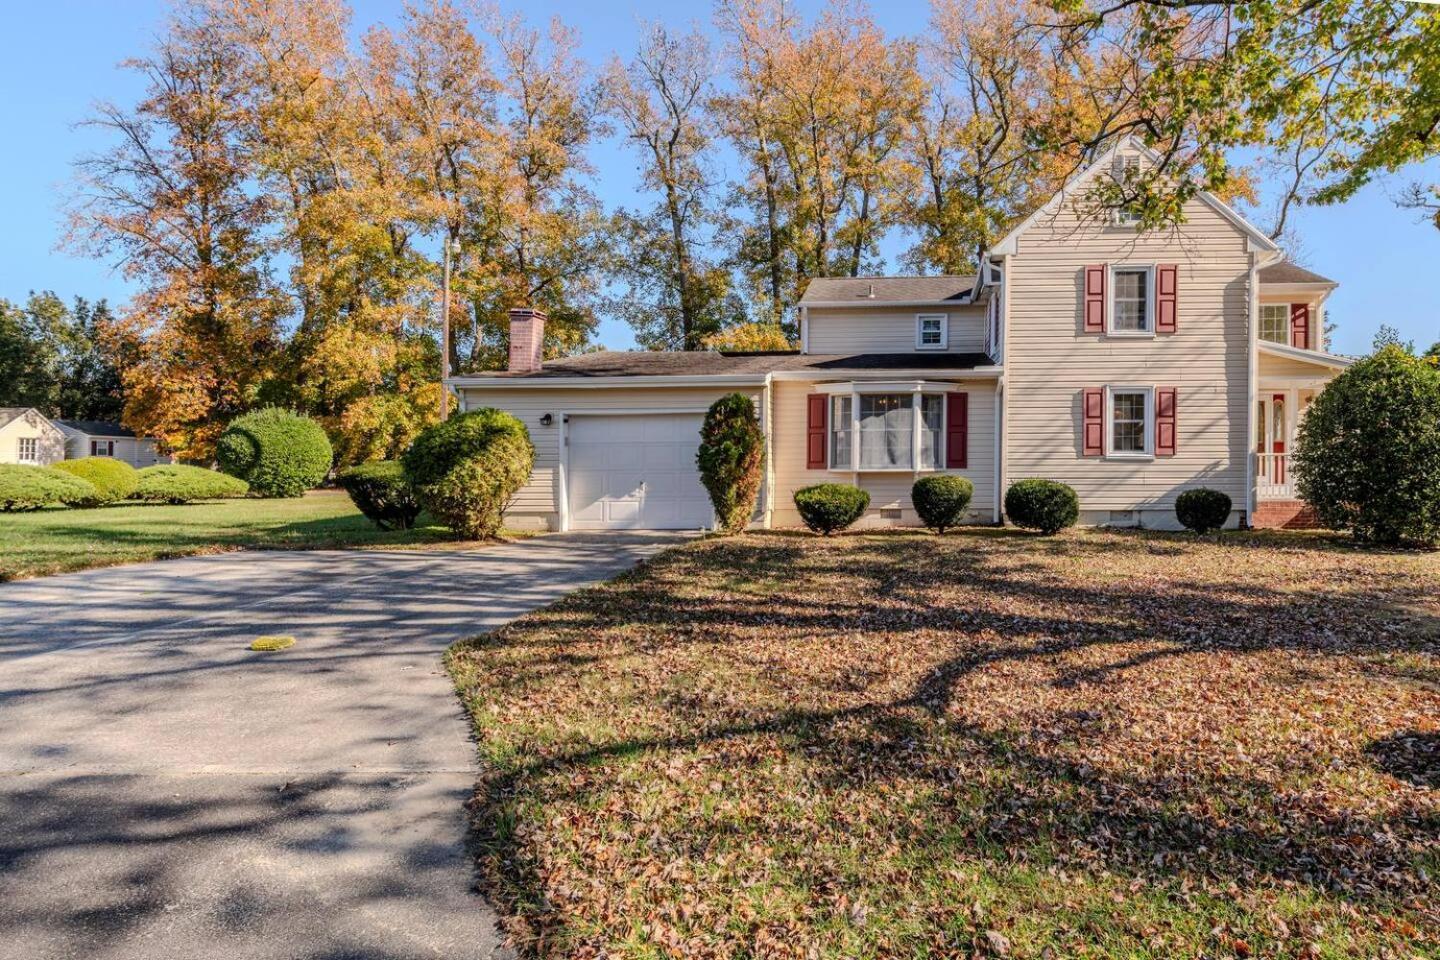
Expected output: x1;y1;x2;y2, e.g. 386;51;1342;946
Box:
1259;304;1288;344
916;314;947;350
1111;267;1151;333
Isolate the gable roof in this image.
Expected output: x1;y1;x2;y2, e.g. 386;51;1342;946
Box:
54;419;137;438
1258;261;1336;286
988;136;1281;258
799;276;976;305
0;407;33;430
457;350;995;380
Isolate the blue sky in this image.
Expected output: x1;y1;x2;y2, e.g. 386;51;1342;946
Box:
3;0;1437;356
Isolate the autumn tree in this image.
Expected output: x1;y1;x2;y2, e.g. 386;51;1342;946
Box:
904;0;1087;272
452;11;606;370
603;24;740;350
716;0;921;325
69;6;285;461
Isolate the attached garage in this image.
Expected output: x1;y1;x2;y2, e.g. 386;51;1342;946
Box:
565;413;714;530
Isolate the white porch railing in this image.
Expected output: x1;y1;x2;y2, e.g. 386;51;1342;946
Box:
1257;452;1294;500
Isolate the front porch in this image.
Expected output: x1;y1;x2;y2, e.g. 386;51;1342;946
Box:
1251;343;1352;528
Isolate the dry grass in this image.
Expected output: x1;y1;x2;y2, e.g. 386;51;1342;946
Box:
448;528;1440;959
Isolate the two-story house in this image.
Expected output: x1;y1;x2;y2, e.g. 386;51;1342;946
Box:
448;138;1352;532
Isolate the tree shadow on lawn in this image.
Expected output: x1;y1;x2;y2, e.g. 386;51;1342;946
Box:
454;530;1440;955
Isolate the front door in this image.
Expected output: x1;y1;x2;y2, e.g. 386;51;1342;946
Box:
1256;393;1287;484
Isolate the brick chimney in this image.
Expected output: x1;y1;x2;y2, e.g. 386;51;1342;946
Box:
507;307;546;374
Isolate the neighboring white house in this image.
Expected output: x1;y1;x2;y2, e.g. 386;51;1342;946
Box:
447;137;1351;533
0;408;68;466
53;420;171;468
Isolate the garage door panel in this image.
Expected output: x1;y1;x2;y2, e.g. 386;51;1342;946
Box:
566;414;713;531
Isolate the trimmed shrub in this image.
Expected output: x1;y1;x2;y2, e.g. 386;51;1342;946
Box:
337;461;422;531
402;408;534;539
697;393;765;535
1005;478;1079;535
793;483;869;536
132;465;249;504
1294;345;1440;546
216;407;333;498
0;464;96;512
1175;487;1232;534
912;475;975;534
52;457;139;506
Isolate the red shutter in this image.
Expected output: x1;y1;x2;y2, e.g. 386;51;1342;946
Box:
945;392;968;468
1082;388;1104;456
1156;264;1178;333
1084;265;1107;333
1155;387;1177;457
1290;303;1310;350
806;394;828;468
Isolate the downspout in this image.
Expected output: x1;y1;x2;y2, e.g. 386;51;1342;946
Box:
1245;252;1259;526
996;254;1010;524
800;305;809;354
763;373;775;528
993;376;1003;524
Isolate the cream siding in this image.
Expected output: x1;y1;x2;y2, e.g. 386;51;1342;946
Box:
806;305;987;354
0;415;67;465
457;385;763;529
1004;184;1252;518
1257;351;1342;380
769;378;997;528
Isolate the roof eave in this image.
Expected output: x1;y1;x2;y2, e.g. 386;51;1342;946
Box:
798;298;975;308
446;373;772;389
1257;341;1354;369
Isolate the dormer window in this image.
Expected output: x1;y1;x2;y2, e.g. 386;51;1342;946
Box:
916;313;947;350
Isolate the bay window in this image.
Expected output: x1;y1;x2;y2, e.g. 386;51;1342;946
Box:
824;385;951;471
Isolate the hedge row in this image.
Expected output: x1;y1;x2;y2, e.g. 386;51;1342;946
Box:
0;462;248;511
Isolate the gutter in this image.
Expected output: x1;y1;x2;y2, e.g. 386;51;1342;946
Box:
444;373;771;389
798;299;976;309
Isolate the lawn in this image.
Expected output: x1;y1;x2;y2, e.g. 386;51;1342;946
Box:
0;489;458;580
448;529;1440;959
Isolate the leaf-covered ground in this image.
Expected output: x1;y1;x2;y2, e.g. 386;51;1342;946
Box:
447;529;1440;959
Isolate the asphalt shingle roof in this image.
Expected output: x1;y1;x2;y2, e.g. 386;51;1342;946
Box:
799;276;976;304
54;420;136;438
1259;261;1335;285
0;407;32;430
481;351;994;379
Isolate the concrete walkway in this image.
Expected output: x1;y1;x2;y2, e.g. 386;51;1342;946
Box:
0;533;684;960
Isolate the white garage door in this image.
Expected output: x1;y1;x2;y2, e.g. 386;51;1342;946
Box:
567;413;714;530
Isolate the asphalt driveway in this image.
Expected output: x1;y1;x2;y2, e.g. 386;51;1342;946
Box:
0;532;684;960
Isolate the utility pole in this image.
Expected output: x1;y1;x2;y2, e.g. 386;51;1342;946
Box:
439;236;458;420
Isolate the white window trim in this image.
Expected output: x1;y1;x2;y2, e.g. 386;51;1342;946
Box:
1107;264;1156;338
1105;385;1155;460
823;384;950;473
915;313;948;350
17;437;39;463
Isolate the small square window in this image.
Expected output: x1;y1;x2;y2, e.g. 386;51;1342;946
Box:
1111;268;1151;333
1259;304;1288;345
916;314;947;350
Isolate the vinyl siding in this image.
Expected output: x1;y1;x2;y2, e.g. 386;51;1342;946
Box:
1004;179;1252;514
0;417;66;465
770;378;998;528
1257;351;1339;380
457;385;763;528
806;305;987;354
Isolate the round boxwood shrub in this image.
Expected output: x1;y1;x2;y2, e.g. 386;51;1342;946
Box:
1175;487;1232;534
793;483;870;536
1005;478;1079;535
0;464;97;512
912;475;974;534
402;408;534;540
216;407;333;498
337;461;422;531
697;393;765;535
132;465;250;504
52;457;139;506
1294;345;1440;546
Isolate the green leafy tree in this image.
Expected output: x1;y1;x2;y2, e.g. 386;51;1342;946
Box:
697;393;765;535
1294;346;1440;546
0;298;58;411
